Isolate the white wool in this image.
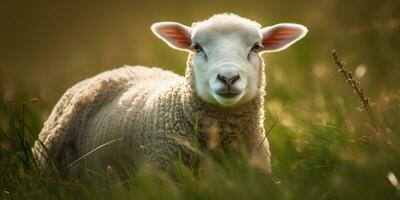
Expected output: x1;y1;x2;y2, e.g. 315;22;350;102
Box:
192;13;262;32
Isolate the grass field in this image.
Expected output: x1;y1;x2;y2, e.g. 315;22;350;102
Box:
1;1;400;199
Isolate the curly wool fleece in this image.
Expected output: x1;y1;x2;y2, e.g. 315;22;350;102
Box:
33;54;270;173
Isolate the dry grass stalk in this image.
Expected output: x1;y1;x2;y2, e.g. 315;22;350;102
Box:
258;118;278;151
331;49;380;134
67;137;124;169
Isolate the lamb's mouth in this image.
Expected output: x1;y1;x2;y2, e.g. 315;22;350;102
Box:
215;89;242;99
211;88;244;107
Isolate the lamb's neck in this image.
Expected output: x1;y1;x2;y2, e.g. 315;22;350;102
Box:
179;78;263;153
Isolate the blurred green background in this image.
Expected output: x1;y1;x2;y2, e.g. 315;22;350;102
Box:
1;0;400;199
1;0;399;107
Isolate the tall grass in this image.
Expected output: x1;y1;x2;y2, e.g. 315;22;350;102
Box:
1;50;400;199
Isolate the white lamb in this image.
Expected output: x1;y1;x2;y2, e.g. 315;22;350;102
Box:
33;13;307;174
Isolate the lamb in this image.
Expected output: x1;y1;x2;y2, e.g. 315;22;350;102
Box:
33;13;307;174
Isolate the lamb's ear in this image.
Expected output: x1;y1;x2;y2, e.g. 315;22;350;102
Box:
260;23;308;53
151;22;192;52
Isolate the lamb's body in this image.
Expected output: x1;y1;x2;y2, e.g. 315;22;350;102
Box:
34;13;307;174
34;64;270;172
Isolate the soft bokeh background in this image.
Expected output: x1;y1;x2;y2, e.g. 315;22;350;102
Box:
1;0;400;199
2;0;399;107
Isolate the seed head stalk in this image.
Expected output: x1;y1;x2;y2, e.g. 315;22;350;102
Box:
331;49;380;135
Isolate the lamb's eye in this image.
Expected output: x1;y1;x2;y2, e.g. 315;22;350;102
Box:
193;44;203;53
252;43;262;52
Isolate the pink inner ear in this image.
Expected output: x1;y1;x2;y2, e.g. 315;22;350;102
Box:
158;27;191;49
262;27;303;50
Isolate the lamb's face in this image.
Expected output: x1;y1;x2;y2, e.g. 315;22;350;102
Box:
151;14;308;107
190;23;263;106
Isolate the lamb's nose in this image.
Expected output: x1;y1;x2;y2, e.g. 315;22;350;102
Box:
217;74;240;87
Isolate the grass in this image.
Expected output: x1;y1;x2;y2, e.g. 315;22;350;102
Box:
1;50;400;200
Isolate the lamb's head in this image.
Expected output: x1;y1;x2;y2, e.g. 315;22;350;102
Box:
151;14;307;107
